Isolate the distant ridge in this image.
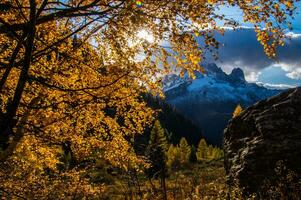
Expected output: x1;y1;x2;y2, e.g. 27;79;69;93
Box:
163;63;281;145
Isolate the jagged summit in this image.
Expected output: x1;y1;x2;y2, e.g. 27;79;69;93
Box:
162;63;281;145
229;67;245;83
203;63;224;75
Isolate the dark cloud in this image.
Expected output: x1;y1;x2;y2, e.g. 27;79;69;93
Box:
202;29;301;81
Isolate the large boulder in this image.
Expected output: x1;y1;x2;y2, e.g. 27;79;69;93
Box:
224;87;301;196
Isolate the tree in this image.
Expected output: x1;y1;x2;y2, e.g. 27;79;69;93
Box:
0;0;298;198
206;145;224;161
145;120;168;200
189;145;198;163
197;139;208;161
166;144;181;169
207;144;214;160
178;137;191;164
149;120;169;152
233;104;243;118
211;147;224;160
146;121;168;176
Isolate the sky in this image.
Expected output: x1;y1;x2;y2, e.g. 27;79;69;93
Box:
209;3;301;89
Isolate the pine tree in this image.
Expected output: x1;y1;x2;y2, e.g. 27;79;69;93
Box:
149;120;169;152
145;120;169;200
213;148;224;160
207;145;214;161
166;144;180;169
189;146;198;163
179;138;191;164
233;104;243;118
197;139;208;161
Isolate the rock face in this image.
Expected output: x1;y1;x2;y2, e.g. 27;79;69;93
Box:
224;87;301;195
229;68;245;84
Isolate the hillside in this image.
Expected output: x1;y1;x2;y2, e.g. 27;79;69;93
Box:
134;94;205;154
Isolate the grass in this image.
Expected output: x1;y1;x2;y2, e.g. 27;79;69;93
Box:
100;160;230;200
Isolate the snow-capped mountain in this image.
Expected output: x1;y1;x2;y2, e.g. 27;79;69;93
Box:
163;63;281;145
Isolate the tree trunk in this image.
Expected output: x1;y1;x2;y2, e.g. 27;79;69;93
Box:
161;169;168;200
0;37;24;91
0;0;36;162
0;97;39;162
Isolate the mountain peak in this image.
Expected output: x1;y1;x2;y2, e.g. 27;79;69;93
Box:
203;63;224;74
229;67;245;83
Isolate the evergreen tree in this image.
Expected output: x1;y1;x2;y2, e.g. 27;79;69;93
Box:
149;120;169;152
166;144;181;170
212;147;224;160
233;104;243;118
145;145;166;179
197;139;208;161
207;144;214;161
146;121;168;177
189;146;198;163
179;138;191;164
145;120;169;200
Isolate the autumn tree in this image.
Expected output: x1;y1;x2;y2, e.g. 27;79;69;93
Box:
166;144;181;170
0;0;298;198
233;104;243;118
179;137;191;164
197;138;208;161
212;147;224;160
206;145;224;161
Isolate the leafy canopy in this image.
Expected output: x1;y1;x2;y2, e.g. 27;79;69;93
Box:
0;0;298;198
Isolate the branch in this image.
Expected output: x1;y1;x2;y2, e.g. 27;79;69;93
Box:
0;0;37;161
0;188;26;200
0;31;26;91
29;72;130;92
0;1;125;34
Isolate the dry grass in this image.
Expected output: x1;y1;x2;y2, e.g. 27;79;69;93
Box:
100;160;234;200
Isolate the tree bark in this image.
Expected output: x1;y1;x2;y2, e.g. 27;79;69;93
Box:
0;0;36;162
0;38;23;91
0;97;39;162
161;168;168;200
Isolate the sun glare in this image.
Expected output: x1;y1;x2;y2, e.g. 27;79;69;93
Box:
137;29;154;43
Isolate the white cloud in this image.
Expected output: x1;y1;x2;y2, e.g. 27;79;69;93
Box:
218;26;254;31
257;82;297;90
285;32;301;39
245;71;261;82
273;63;301;80
286;70;301;79
204;29;301;83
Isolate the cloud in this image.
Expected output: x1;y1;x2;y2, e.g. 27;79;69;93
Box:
272;63;301;80
202;29;301;82
246;71;261;82
286;71;301;79
285;32;301;39
256;82;297;90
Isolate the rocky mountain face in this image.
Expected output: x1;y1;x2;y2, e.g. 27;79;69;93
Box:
224;87;301;197
163;63;280;145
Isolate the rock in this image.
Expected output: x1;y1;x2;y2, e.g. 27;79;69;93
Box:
229;68;246;84
224;87;301;196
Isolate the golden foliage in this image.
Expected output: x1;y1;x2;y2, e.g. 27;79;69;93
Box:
0;0;298;198
232;104;243;118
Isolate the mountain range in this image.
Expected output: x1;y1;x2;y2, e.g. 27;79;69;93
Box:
163;63;281;145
